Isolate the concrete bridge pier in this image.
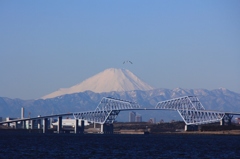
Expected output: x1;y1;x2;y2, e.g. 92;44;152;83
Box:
100;124;104;133
220;114;233;126
57;116;62;133
14;121;18;129
74;119;84;134
80;120;84;134
184;125;198;131
22;120;26;129
100;124;114;134
220;118;225;126
38;119;41;129
43;118;48;133
227;115;233;125
108;124;114;134
74;119;79;134
49;118;53;128
31;120;34;129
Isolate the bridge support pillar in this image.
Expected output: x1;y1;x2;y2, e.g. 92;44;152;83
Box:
220;114;233;126
43;118;48;133
227;115;233;125
31;120;35;129
57;116;62;133
49;118;53;128
185;125;198;131
100;124;114;134
100;124;104;134
14;121;18;129
22;120;26;129
38;119;41;129
80;120;84;134
74;119;79;134
220;118;225;126
109;124;113;134
28;120;32;129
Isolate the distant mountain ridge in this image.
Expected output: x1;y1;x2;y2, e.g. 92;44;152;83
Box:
1;88;240;121
1;68;239;121
42;68;154;99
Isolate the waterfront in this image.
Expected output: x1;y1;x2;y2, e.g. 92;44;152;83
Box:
1;133;240;158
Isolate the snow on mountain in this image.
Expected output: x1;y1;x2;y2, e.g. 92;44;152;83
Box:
41;68;154;99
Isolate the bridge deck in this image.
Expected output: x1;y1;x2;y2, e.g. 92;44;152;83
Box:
0;113;72;124
1;96;240;125
1;109;240;125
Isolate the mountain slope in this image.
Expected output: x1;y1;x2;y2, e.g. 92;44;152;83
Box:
42;68;154;99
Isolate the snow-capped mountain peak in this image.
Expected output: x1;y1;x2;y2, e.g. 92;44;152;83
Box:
41;68;154;99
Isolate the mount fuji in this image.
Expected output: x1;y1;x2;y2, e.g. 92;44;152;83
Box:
41;68;154;99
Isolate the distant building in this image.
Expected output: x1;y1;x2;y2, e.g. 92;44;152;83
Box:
52;119;90;128
6;117;18;121
129;111;136;122
170;120;175;123
135;115;142;122
148;118;156;124
159;119;164;124
235;118;240;124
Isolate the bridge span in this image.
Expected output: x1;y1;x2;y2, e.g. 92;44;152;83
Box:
0;96;240;133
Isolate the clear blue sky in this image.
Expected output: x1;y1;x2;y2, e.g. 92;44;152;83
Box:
0;1;239;99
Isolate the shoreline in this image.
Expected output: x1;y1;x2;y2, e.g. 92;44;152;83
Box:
0;128;240;135
152;130;240;135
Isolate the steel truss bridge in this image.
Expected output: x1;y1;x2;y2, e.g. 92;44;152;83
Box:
1;96;240;127
73;96;239;126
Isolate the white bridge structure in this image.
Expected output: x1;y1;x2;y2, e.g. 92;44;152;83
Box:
73;97;141;124
156;96;226;125
0;96;239;133
73;96;237;126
